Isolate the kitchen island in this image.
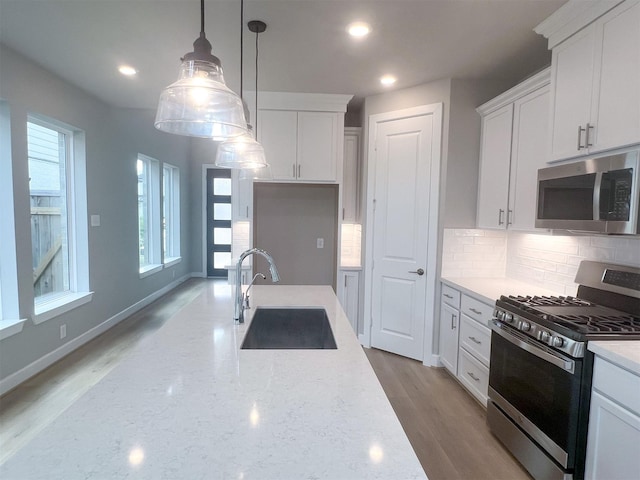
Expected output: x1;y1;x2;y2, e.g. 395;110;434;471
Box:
0;283;427;479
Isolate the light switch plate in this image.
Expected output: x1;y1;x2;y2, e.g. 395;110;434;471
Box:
317;238;324;249
90;214;100;227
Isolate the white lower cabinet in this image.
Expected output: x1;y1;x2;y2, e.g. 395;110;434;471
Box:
338;270;360;334
439;284;461;375
439;281;493;407
585;357;640;479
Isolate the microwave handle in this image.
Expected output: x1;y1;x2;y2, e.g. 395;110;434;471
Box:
593;172;603;221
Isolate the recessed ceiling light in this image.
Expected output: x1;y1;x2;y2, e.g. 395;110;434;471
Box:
380;75;397;86
347;22;371;38
118;65;137;76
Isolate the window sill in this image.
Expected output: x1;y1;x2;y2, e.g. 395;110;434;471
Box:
33;291;94;325
0;318;28;340
139;264;163;279
163;256;182;268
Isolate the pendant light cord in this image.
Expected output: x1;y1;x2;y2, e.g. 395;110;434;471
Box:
240;0;244;99
254;26;259;137
200;0;205;35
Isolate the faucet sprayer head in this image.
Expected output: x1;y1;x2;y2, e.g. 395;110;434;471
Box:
269;264;280;283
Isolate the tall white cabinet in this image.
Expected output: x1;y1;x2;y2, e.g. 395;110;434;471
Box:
476;68;550;231
536;0;640;162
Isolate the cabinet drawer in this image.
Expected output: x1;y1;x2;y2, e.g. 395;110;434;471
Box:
593;357;640;416
461;294;494;326
460;315;491;367
458;348;489;406
441;284;461;308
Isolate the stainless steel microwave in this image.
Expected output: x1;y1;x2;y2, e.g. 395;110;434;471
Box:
536;150;640;234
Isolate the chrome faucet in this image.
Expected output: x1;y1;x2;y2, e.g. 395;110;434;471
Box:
243;273;266;310
235;248;280;323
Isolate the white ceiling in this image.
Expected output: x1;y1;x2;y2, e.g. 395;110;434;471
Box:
0;0;567;112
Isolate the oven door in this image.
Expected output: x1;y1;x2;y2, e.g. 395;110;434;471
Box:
489;321;583;468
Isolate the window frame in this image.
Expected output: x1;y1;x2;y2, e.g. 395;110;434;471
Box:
162;163;181;266
137;154;162;277
27;114;92;324
0;100;27;338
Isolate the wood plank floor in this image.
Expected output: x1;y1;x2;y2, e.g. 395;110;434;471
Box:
1;279;531;479
365;347;532;480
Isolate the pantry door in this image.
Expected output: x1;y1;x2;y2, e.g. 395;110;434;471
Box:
365;104;442;362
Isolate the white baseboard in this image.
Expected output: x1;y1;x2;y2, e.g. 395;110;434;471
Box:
0;273;193;396
428;354;442;368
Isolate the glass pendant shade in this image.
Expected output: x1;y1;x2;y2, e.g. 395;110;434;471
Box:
155;59;247;140
215;127;268;169
239;163;273;181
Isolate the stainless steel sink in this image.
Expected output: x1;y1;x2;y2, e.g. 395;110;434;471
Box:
241;307;337;349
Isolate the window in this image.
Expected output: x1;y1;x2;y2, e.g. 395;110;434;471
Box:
206;169;232;277
0;100;23;333
162;163;181;264
27;116;91;323
137;154;161;275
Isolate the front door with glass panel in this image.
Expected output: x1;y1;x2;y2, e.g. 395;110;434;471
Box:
206;168;232;277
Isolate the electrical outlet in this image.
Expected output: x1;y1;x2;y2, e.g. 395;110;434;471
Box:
60;324;67;339
317;238;324;249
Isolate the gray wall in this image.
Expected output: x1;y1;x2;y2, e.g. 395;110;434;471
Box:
253;183;338;290
0;44;192;383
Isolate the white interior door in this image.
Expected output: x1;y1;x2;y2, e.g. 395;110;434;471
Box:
368;108;439;361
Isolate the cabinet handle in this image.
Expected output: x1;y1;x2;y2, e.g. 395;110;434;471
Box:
507;209;513;226
342;208;345;220
585;123;594;147
498;209;504;226
246;206;249;218
452;314;457;330
469;308;482;315
293;164;296;178
469;336;482;345
298;164;301;177
443;293;453;299
577;125;586;150
467;372;480;382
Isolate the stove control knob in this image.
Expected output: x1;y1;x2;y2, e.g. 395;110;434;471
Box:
539;331;551;342
520;321;531;332
496;310;505;321
552;336;564;348
504;313;514;323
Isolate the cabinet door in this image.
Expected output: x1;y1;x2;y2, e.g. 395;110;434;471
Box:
508;85;550;231
477;104;513;229
549;26;597;161
342;130;360;222
439;302;459;375
257;110;297;180
232;170;253;220
590;0;640;154
297;112;339;182
338;270;360;334
585;391;640;480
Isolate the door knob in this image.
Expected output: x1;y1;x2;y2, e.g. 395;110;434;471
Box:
409;268;425;276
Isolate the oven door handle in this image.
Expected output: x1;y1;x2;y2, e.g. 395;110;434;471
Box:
491;321;575;374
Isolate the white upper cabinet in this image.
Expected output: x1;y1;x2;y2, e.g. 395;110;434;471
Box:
477;104;513;229
257;109;298;180
342;127;361;222
508;85;552;230
254;93;352;183
297;112;340;182
538;0;640;162
476;69;550;231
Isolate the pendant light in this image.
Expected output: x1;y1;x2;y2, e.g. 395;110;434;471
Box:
215;4;268;170
155;0;247;140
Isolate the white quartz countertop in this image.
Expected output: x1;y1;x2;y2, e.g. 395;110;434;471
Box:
0;284;427;480
440;276;562;305
588;341;640;375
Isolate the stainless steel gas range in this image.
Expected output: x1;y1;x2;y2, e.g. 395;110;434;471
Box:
487;261;640;480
